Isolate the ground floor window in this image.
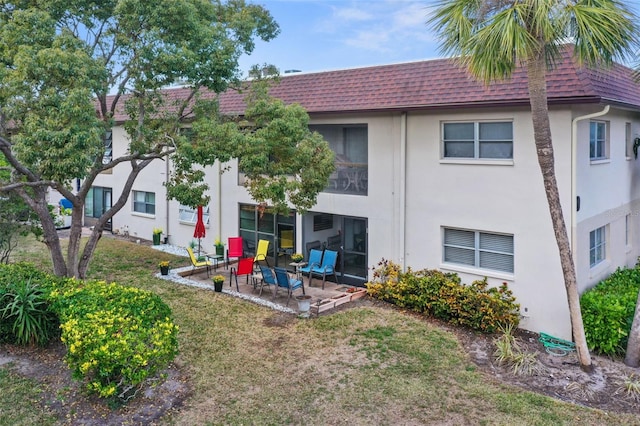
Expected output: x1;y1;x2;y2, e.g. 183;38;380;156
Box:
179;204;210;225
133;191;155;215
590;225;606;267
443;228;514;273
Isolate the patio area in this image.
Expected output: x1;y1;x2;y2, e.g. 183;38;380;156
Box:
156;259;367;316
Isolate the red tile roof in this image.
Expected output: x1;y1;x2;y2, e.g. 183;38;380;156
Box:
107;49;640;121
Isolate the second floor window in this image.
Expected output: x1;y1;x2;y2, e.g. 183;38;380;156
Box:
103;130;113;164
133;191;155;215
310;124;368;195
443;121;513;159
590;121;608;161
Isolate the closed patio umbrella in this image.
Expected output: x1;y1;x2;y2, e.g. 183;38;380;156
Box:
193;205;206;256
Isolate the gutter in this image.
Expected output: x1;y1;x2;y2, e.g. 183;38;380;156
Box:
571;105;610;259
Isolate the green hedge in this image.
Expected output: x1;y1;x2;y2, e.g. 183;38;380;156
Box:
366;259;520;333
0;263;179;400
581;266;640;356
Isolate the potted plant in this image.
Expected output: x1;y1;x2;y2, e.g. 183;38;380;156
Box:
291;253;304;263
159;260;170;276
152;227;163;245
212;275;225;292
214;238;225;256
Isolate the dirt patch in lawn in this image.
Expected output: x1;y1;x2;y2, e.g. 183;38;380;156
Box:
0;341;190;425
451;324;640;414
2;297;639;423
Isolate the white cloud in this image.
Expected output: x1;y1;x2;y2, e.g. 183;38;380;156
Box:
334;7;373;21
338;1;434;53
392;3;430;29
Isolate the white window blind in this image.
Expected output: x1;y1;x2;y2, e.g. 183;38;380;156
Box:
443;121;513;159
590;226;606;267
444;228;514;273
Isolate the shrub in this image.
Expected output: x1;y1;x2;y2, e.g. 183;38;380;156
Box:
0;264;59;346
366;259;520;333
1;279;59;346
581;266;640;356
48;280;179;400
0;263;179;401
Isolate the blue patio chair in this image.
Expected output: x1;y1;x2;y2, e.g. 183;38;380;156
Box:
306;249;339;290
298;249;323;280
273;266;304;306
258;265;277;297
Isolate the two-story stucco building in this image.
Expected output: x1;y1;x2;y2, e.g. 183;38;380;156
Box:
88;50;640;340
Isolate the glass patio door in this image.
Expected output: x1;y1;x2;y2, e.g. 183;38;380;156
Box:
338;217;368;284
84;186;112;231
238;204;295;267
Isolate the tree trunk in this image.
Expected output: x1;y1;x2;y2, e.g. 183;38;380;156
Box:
21;188;68;276
625;289;640;367
526;49;593;372
75;159;150;278
66;205;85;278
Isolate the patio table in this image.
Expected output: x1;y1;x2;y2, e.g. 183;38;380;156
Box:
289;261;307;279
205;253;224;272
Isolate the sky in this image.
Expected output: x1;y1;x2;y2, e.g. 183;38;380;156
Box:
239;0;640;76
238;0;441;75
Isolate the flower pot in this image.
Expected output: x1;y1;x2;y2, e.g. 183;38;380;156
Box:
215;245;224;256
153;233;161;245
160;266;169;276
213;280;224;292
296;295;312;318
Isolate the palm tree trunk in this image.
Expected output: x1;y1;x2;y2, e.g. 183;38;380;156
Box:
625;289;640;367
527;50;593;372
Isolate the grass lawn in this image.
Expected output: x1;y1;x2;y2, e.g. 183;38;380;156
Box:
2;237;638;425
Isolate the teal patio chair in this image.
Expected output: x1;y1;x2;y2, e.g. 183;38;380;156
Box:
273;266;304;306
306;249;339;290
298;249;323;280
258;265;277;297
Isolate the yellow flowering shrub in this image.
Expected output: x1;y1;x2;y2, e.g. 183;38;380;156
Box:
50;280;179;400
0;264;179;401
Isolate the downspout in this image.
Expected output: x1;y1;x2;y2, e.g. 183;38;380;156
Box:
400;112;407;270
571;105;610;259
165;154;170;244
217;160;222;239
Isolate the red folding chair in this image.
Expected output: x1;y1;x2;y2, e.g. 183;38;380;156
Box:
230;258;255;292
226;237;243;269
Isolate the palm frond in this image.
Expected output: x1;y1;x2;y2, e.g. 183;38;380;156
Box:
429;0;639;85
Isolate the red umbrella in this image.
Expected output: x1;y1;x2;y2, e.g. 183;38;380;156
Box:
193;205;206;255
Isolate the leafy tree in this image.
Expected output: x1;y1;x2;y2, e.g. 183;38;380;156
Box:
0;1;334;278
429;0;637;371
0;156;41;264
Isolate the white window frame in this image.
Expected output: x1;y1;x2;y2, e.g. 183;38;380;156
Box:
179;204;210;225
442;227;514;273
625;122;632;159
102;130;113;165
589;225;606;268
132;191;155;215
442;121;513;160
589;120;608;161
